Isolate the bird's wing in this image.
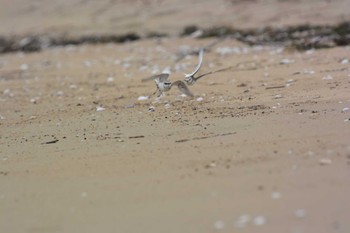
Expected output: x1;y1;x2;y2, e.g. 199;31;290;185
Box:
172;80;194;97
141;73;170;82
195;65;235;81
194;71;213;81
186;49;203;77
158;73;171;82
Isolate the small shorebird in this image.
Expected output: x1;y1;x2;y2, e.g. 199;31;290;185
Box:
142;73;193;97
183;49;204;85
183;49;215;86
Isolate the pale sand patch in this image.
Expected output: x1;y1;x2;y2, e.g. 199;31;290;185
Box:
1;36;350;232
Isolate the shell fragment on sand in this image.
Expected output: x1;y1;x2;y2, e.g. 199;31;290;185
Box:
96;106;105;112
319;158;332;165
137;96;149;101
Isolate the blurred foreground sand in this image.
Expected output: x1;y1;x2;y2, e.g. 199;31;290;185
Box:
0;0;350;36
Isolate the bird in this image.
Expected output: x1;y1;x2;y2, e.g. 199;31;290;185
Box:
142;73;193;97
184;49;239;85
183;49;216;86
183;48;204;85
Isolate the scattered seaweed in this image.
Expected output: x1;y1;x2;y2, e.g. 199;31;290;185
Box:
196;21;350;50
0;33;141;54
0;21;349;54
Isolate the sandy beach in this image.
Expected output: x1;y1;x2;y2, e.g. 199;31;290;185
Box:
1;1;350;233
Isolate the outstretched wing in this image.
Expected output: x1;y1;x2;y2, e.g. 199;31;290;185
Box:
195;71;213;81
194;65;234;81
142;73;170;82
172;80;194;97
186;49;203;77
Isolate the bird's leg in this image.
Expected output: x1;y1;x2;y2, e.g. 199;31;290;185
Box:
152;88;159;96
157;90;164;98
152;82;161;97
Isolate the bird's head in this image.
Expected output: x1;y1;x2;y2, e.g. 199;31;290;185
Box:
184;76;196;85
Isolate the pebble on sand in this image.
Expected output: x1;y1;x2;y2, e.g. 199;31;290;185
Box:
341;107;349;113
137;96;149;101
20;64;29;71
319;158;332;165
280;58;295;64
253;216;267;226
294;209;306;218
234;214;251;228
340;58;349;64
323;75;333;80
271;192;282;199
213;220;225;230
96;106;105;112
107;77;114;83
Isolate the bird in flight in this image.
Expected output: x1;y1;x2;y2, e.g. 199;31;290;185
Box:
183;49;215;86
183;49;204;85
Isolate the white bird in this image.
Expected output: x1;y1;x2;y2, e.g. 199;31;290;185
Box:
142;73;193;97
184;49;203;85
183;49;214;85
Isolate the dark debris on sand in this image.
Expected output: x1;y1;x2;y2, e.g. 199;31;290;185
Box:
0;33;142;54
182;21;350;50
0;22;349;54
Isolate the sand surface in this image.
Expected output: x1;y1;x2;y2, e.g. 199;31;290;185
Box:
1;1;350;233
1;0;350;36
